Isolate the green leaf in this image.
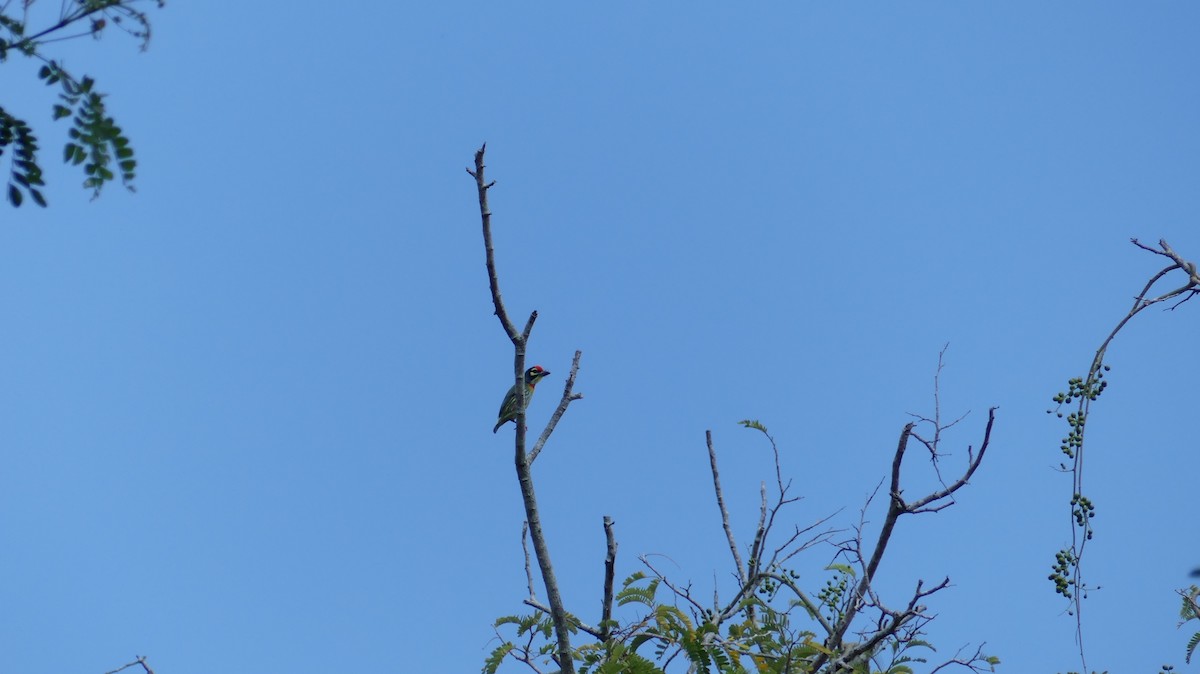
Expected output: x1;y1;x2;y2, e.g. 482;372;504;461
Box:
492;614;524;628
738;419;768;433
53;104;71;120
8;183;21;207
826;563;856;576
29;188;45;207
482;642;513;674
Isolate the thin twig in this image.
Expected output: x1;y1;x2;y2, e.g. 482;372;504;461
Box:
103;657;155;674
522;521;536;600
907;408;995;512
523;598;605;639
640;555;707;614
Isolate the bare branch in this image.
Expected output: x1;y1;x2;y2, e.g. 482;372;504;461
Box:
467;144;520;343
815;423;914;671
601;515;617;641
927;643;995;674
907;408;996;511
530;350;584;464
748;482;768;578
706;430;746;584
521;521;536;600
772;511;842;567
471;145;576;673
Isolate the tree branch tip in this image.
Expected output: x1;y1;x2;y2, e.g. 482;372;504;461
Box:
484;180;496;189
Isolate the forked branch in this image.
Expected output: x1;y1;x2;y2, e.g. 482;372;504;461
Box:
469;144;578;673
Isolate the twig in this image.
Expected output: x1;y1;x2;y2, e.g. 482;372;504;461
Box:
530;351;584;464
103;657;155;674
907;408;995;512
523;598;605;640
640;555;707;614
927;643;994;674
522;521;536;600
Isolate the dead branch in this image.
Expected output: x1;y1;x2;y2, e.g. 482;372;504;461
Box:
814;406;997;672
706;430;747;584
530;350;584;464
469;144;576;673
601;515;617;641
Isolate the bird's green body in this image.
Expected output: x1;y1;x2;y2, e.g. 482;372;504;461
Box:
494;365;551;433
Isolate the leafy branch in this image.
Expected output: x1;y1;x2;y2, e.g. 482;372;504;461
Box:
1046;239;1198;671
0;0;163;206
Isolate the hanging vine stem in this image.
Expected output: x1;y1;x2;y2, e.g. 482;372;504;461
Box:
1048;238;1198;671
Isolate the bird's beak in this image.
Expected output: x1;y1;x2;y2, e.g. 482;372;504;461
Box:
541;370;551;377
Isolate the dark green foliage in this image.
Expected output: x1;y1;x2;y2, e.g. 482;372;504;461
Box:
0;107;47;207
0;1;162;207
817;564;853;624
487;565;992;673
1049;548;1077;600
39;62;138;197
1181;586;1199;664
1046;364;1110;604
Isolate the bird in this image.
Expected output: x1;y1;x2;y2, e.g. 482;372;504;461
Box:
494;365;552;433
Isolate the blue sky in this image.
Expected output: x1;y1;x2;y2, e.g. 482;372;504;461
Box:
1;2;1198;673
